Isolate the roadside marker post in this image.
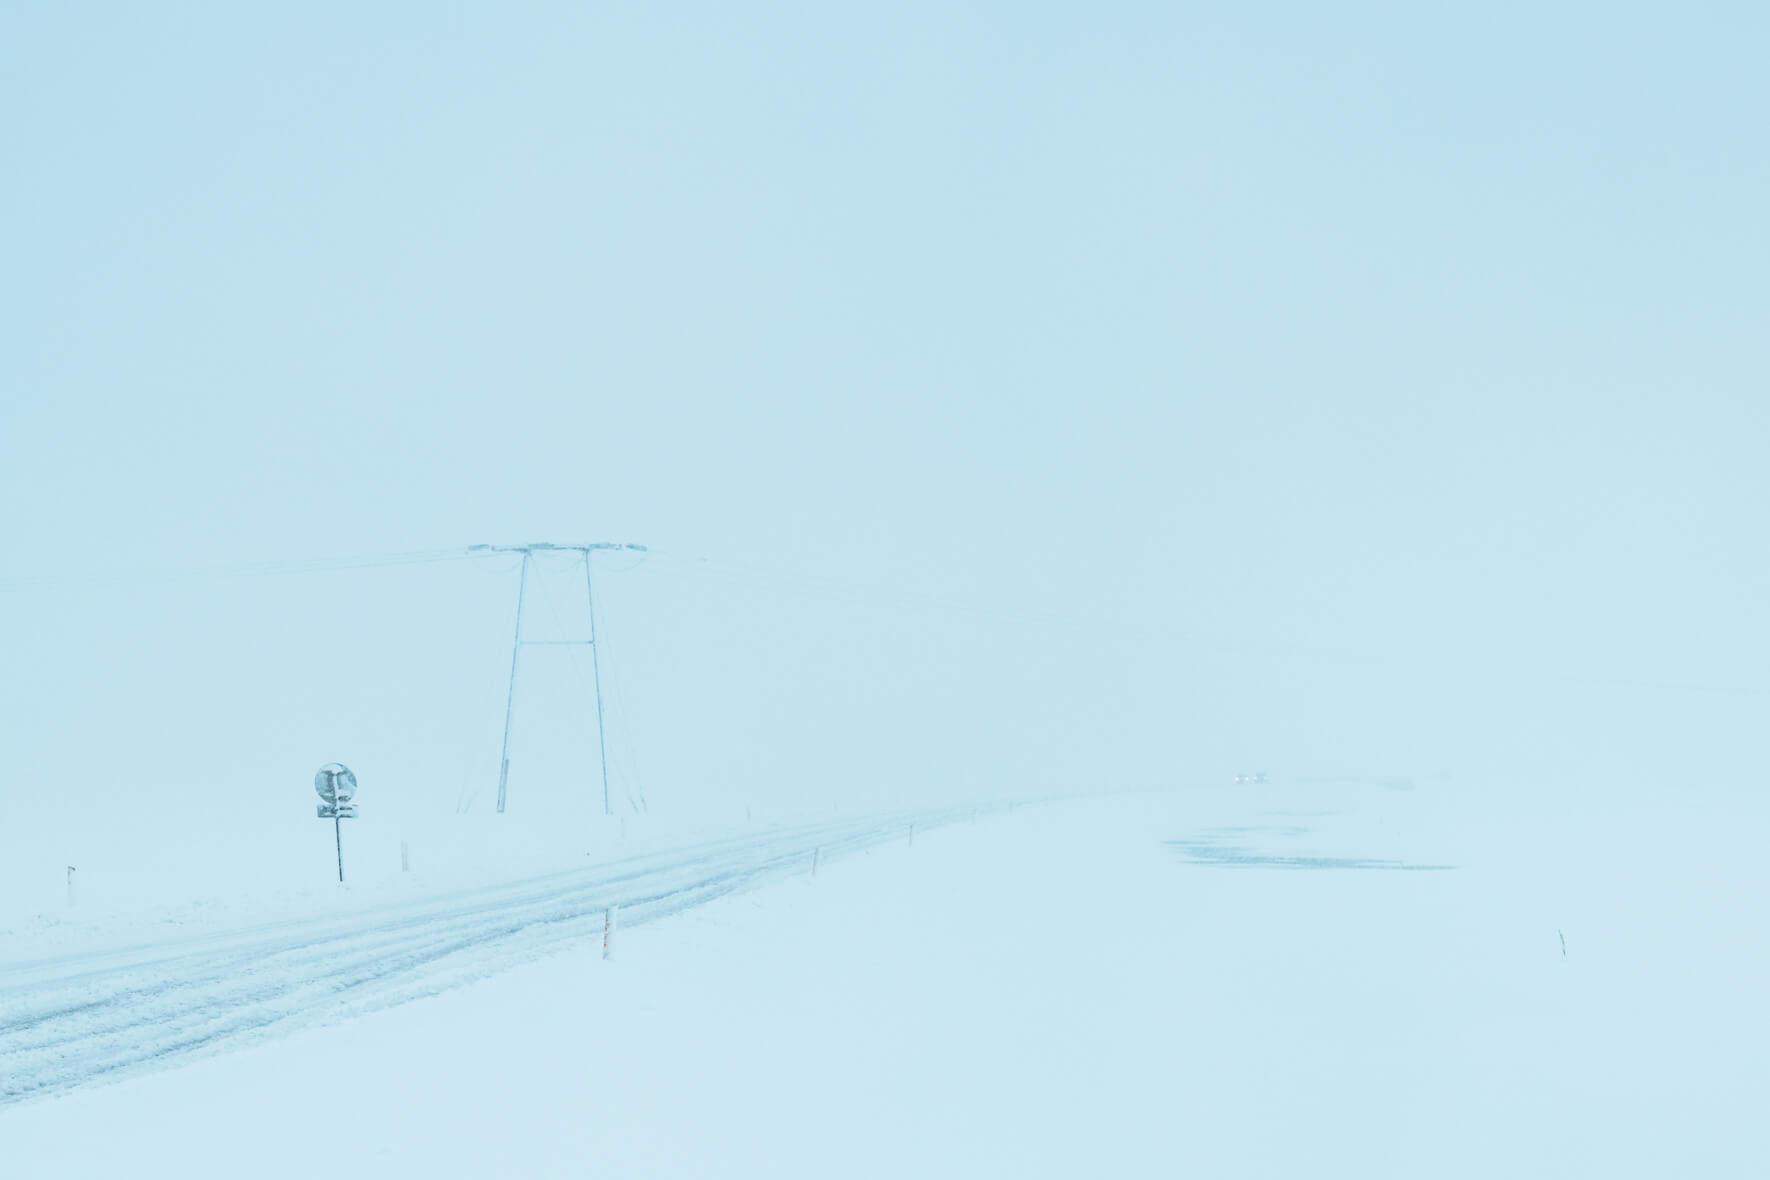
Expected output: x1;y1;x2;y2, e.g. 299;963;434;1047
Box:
603;905;618;960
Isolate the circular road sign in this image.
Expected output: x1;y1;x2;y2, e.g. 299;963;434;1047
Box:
314;763;358;806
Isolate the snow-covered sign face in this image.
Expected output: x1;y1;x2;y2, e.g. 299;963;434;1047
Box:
313;764;358;806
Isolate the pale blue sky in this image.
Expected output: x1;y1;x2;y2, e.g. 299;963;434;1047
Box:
2;3;1766;829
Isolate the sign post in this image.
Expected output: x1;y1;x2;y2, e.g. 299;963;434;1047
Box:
314;763;359;883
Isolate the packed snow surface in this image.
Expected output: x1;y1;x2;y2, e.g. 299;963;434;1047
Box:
1;811;952;1105
4;783;1766;1177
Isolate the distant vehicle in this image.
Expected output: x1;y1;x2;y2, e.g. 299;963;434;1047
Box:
1233;772;1269;785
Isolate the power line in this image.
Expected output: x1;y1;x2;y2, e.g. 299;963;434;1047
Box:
0;546;479;594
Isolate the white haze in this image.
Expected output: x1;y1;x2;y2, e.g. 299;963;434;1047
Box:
2;3;1766;895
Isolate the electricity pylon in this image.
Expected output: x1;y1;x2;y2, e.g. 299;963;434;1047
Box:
471;542;646;815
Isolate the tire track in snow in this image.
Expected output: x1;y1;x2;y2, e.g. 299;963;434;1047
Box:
0;812;948;1107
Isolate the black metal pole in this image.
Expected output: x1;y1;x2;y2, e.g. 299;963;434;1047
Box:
334;814;344;882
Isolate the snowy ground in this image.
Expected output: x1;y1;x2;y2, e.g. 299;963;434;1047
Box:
4;782;1766;1177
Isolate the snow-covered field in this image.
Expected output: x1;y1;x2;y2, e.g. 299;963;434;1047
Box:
4;782;1766;1177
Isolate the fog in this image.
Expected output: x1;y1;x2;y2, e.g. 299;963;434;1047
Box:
4;2;1766;860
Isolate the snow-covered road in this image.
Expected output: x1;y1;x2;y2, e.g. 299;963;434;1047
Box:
0;812;943;1106
5;789;1767;1178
